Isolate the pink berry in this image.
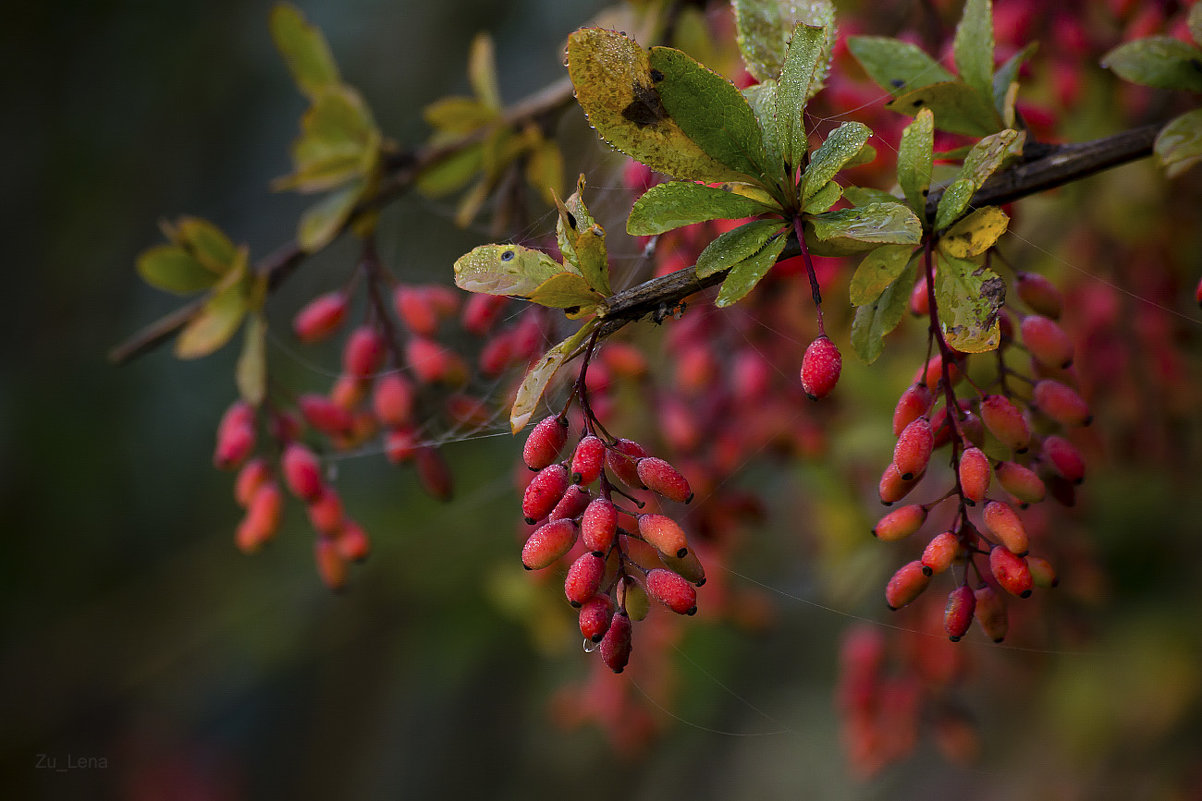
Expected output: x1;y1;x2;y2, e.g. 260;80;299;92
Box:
522;464;570;524
944;585;976;641
958;446;991;505
292;292;347;343
581;497;618;554
872;504;927;541
523;416;568;471
372;374;416;427
1021;314;1074;369
578;594;614;642
564;552;606;606
343;325;387;378
600;611;633;672
521;518;578;570
282;443;324;501
570;435;606;485
636;457;693;503
800;335;842;400
989;546;1033;597
983;500;1029;556
646;568;698;615
637;513;689;558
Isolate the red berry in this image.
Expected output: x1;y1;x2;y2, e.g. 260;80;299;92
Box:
292;292;347;343
1015;272;1063;319
415;446;453;501
893;417;934;481
995;460;1046;504
372;374;416;427
606;438;648;488
637;513;689;558
879;462;921;505
944;585;976;641
235;482;283;553
570;435;606;485
314;536;348;591
214;420;255;471
306;486;345;534
461;293;508;336
983;500;1029;556
564;552;607;606
234;458;271;507
282;443;324;501
646;568;698;615
910;275;929;316
1042;435;1085;484
343;325;387;378
523;416;568;471
893;383;934;436
600;611;633;673
989;546;1033;597
383;426;419;464
393;285;439;337
581;497;618;554
885;560;930;610
521;518;578;570
636;457;693;503
921;531;960;575
522;464;570;524
800;335;842;400
958;447;991;505
330;374;368;410
980;395;1031;453
297;393;354;436
1032;379;1092;427
1021;314;1074;369
973;584;1008;642
550;485;591;522
579;594;614;642
872;504;927;541
334;519;371;562
406;337;467;385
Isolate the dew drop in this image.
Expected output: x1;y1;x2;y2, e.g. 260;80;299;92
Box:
582;638;599;653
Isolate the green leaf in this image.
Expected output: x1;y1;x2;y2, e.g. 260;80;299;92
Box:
849;244;916;306
1102;37;1202;93
696;219;785;278
175;249;250;360
648;46;768;178
526;272;605;311
297;178;364;252
627;181;778;235
510;320;597;434
732;0;836;85
1155;108;1202;178
843;186;901;207
808;203;922;245
897;107;934;217
554;179;608;294
715;234;788;307
454;243;565;297
276;86;381;193
850;262;917;364
136;245;221;294
993;42;1036;120
742;81;784;181
416;143;485;197
525;138;564;207
566;28;744;183
846;36;955;95
468;33;502;111
933;178;975;232
934;128;1020;230
167;217;238;274
423;96;497;135
270;3;340;100
805;180;843;213
953;0;995;102
886;81;1003;136
934;253;1004;353
236;313;268;406
802;121;871;201
939;206;1009;257
777;24;827;168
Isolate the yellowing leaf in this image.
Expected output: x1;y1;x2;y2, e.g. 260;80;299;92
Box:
275;86;381;193
469;33;502;112
136;245;221;294
454;243;565;297
554;178;609;294
423;96;497;135
935;252;1004;353
175;248;250;360
566;28;745;183
940;206;1009;257
172;217;238;273
526;272;605;311
849;244;916;306
270;3;340;100
510;321;597;433
236;313;268;406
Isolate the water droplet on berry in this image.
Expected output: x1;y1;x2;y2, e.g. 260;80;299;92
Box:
582;638;599;653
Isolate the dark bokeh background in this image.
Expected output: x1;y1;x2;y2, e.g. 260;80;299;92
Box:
5;1;1202;799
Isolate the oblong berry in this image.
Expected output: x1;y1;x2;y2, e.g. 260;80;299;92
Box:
800;335;842;400
637;513;689;558
980;395;1031;453
893;417;934;481
646;568;698;615
383;426;419;465
406;337;467;385
983;500;1028;556
581;497;618;554
1032;379;1092;427
306;486;345;535
521;518;578;570
314;536;348;592
885;560;930;610
944;585;976;641
292;292;347;343
872;504;927;541
600;611;633;673
973;584;1008;642
372;374;416;427
564;552;607;606
343;325;387;378
1021;314;1074;369
521;464;570;524
282;443;324;501
879;462;920;505
415;446;454;502
921;531;960;575
550;485;591;522
298;393;354;436
234;458;272;507
606;438;648;488
659;548;706;586
334;519;371;562
236;482;283;553
579;594;614;642
958;446;991;505
1015;272;1063;319
616;575;650;621
1042;435;1085;484
523;416;568;471
995;460;1047;504
461;293;508;336
571;435;606;485
636;457;693;503
893;383;934;436
393;285;439;337
989;546;1033;597
1026;555;1059;588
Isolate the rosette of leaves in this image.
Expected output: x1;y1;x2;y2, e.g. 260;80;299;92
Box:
568;0;921;308
416;33;564;228
1102;4;1202;177
269;3;384;252
134;218;268;404
847;0;1029;136
453;178;611;432
847;107;1021;363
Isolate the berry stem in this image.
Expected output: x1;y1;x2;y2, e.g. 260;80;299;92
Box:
360;236;406;371
792;215;826;337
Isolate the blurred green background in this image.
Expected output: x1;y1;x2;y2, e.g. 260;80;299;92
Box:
5;1;1202;799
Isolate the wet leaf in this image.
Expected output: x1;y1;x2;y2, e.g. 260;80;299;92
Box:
897;108;934;217
715;233;788;307
526;272;605;311
733;0;836;84
454;243;565;297
802;121;871;201
886;81;1002;137
935;252;1003;353
849;244;916;306
847;36;954;96
270;3;340;100
805;180;843;213
953;0;995;103
843;186;901;207
743;81;784;180
696;219;785;278
851;262;917;364
993;43;1035;120
939;205;1009;257
510;320;597;433
1155;108;1202;177
566;28;744;182
627;181;778;235
1102;37;1202;93
777;23;827;168
934;128;1020;229
809;203;921;245
554;178;608;294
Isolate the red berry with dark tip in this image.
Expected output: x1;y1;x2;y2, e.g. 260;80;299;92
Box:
885;560;930;610
564;552;607;606
944;585;976;641
1021;314;1074;369
522;464;570;523
579;594;614;642
600;611;633;673
980;395;1031;453
990;546;1033;597
606;438;648;488
893;417;934;481
570;435;606;485
521;518;578;570
343;326;387;378
581;497;617;554
646;568;698;615
636;457;693;503
637;513;689;558
550;485;591;522
282;443;324;501
922;531;960;575
1042;435;1086;484
1015;272;1063;319
1033;379;1092;426
292;292;347;343
958;446;991;505
879;462;921;505
523;416;568;471
983;500;1029;556
800;335;842;400
873;504;927;541
893;383;934;436
372;374;416;427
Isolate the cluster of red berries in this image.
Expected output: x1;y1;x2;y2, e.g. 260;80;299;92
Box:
518;402;704;673
872;266;1088;641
